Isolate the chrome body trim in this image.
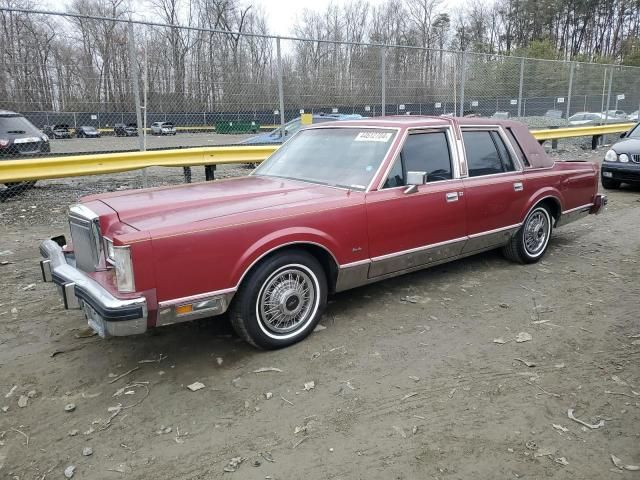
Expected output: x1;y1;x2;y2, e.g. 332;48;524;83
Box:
335;261;371;292
68;204;103;272
69;204;99;221
369;237;468;278
157;291;235;326
335;241;511;292
555;203;594;227
462;224;521;254
40;239;147;337
376;126;459;190
335;223;525;291
158;287;237;308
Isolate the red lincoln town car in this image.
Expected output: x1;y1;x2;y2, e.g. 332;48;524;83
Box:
40;116;607;349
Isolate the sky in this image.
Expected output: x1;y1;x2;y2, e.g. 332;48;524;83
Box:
256;0;389;36
48;0;463;37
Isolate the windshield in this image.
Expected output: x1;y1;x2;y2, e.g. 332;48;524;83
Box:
628;124;640;139
254;127;396;190
82;126;97;132
0;116;40;136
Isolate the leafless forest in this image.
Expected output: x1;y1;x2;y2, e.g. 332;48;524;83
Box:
1;0;639;115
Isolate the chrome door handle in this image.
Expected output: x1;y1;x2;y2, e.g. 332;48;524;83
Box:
446;192;459;202
513;182;523;192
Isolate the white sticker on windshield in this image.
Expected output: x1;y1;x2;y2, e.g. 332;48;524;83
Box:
354;131;393;142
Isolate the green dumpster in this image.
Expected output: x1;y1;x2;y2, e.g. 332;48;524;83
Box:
215;121;260;134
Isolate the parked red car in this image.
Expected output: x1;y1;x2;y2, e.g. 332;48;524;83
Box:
40;117;606;349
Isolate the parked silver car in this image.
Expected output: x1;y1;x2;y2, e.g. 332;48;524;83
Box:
568;112;606;126
150;122;176;135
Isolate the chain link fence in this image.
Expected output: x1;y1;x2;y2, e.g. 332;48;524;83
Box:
1;8;640;202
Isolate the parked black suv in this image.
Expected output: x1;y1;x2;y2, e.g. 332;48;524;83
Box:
0;110;50;158
0;110;49;199
114;123;138;136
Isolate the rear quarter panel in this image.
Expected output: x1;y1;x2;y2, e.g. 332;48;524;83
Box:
522;161;598;217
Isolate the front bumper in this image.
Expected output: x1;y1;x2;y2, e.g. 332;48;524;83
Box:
40;239;147;337
601;162;640;184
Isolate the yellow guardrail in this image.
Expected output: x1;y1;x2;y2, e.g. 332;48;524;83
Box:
532;122;634;140
0;146;278;183
1;123;635;183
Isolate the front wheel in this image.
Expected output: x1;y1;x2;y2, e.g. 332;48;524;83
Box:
230;250;327;349
502;205;553;264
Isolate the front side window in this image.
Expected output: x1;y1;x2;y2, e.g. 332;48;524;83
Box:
463;130;516;177
383;131;453;188
255;128;396;190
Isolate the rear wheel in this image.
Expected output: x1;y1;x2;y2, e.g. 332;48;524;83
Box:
601;177;620;189
230;250;327;349
502;205;553;264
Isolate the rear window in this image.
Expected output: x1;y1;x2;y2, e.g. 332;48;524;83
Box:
0;115;40;136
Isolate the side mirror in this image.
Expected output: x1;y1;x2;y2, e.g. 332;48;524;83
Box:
620;132;626;138
404;171;427;194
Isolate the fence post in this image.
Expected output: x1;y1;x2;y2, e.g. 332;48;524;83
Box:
565;62;575;124
276;37;285;127
604;67;613;125
381;46;386;116
517;57;525;117
600;68;607;115
458;51;467;117
127;22;144;153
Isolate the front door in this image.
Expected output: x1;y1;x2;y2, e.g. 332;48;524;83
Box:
366;129;467;278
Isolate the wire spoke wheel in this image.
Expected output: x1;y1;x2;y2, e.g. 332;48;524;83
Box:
523;210;549;255
258;267;316;335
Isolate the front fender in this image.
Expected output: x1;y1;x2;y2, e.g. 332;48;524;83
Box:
229;227;342;288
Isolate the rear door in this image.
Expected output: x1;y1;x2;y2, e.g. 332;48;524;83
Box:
366;128;467;278
461;127;528;253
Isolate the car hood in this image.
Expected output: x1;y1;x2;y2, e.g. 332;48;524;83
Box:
613;138;640;154
91;175;347;232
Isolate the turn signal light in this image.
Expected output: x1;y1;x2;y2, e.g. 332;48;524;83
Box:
175;304;193;315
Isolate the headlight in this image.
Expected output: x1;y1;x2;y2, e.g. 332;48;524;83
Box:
604;149;618;162
619;153;629;163
41;134;49;142
104;238;115;262
114;245;135;292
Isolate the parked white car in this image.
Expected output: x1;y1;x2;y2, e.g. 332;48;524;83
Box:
150;122;177;135
628;110;639;122
568;112;606;126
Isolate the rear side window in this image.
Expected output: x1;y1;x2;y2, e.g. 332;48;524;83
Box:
383;131;452;187
463;131;516;177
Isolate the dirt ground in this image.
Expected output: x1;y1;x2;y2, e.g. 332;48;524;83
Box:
0;148;639;480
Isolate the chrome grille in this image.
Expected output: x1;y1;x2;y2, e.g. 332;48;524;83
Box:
68;205;102;272
631;154;640;164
